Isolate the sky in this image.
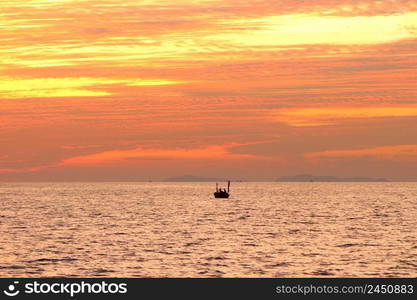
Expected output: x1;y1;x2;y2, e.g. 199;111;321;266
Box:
1;0;417;181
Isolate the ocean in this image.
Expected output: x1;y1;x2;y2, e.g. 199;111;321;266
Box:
0;182;416;277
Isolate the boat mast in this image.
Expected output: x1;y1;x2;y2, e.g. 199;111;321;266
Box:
227;180;230;193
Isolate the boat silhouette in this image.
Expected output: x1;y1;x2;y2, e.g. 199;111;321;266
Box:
214;181;230;198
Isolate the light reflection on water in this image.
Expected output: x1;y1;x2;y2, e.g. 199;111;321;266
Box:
0;182;416;277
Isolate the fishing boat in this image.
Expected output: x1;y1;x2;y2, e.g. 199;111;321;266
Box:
214;181;230;198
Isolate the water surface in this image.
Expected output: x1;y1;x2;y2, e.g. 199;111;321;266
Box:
0;182;416;277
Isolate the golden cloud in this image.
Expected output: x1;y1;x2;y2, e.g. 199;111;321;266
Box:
273;106;417;127
306;144;417;161
216;12;417;47
0;77;188;99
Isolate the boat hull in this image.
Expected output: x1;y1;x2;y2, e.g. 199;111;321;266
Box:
214;192;229;198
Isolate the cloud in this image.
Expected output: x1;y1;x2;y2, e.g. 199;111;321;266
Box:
306;144;417;162
0;166;45;174
0;77;188;99
59;144;276;166
1;1;417;180
213;12;417;47
273;106;417;127
1;0;88;8
3;1;417;70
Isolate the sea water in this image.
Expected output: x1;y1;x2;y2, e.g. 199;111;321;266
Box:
0;182;416;277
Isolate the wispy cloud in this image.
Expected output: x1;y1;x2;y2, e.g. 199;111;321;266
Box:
59;144;276;166
0;77;187;99
1;0;417;180
306;144;417;162
273;106;417;127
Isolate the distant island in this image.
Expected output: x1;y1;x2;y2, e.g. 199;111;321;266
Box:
164;175;227;182
276;174;388;182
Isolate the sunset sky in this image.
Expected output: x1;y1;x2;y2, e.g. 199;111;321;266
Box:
1;0;417;181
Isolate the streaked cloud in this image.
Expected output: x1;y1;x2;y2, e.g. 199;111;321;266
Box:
306;144;417;161
215;12;417;47
59;144;275;167
1;0;417;180
0;166;45;174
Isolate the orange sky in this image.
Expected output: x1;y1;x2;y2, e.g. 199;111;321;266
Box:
1;0;417;181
